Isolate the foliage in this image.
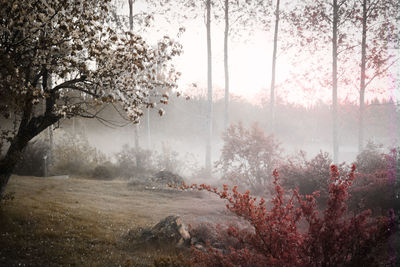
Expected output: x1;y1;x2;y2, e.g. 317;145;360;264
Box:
183;165;393;266
279;151;345;206
355;142;387;174
13;139;49;177
215;122;281;194
115;144;155;178
51;132;106;176
92;163;116;180
0;0;181;194
349;143;400;215
155;143;184;175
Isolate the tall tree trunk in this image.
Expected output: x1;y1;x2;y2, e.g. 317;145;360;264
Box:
270;0;280;131
224;0;230;129
205;0;213;174
129;0;134;30
128;0;141;166
358;0;367;153
146;108;151;149
332;0;339;163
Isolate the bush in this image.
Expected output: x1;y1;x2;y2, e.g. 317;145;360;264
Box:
279;151;347;207
51;131;106;176
115;144;155;178
215;122;281;194
14;139;49;176
155;143;183;174
92;162;116;180
349;143;400;215
183;166;393;266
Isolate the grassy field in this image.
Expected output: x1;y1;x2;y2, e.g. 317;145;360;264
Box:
0;175;234;266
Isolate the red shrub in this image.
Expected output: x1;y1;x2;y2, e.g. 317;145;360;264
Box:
183;165;393;266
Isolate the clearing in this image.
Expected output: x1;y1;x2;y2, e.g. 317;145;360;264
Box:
0;175;234;266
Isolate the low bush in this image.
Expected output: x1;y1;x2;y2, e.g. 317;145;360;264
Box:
92;162;116;180
13;139;49;176
215;122;281;194
51;131;106;176
349;143;400;215
183;165;394;266
279;151;347;207
115;144;155;178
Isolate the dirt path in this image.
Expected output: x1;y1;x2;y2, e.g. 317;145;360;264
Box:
0;175;235;266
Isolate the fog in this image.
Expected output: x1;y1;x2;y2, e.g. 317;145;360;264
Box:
1;0;399;265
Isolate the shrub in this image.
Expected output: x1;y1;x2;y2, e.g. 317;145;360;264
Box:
92;162;116;180
350;144;400;215
183;165;393;266
279;151;346;207
14;139;49;176
155;143;183;174
215;122;281;194
115;144;155;178
51;131;106;176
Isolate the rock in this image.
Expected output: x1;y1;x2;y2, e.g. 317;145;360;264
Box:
127;215;191;247
151;171;184;185
150;215;190;246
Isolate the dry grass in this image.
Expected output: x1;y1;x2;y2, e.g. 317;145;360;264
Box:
0;175;236;266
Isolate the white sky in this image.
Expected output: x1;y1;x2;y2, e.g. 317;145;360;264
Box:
119;0;400;107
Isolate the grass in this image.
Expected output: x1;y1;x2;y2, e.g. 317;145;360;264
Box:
0;175;233;266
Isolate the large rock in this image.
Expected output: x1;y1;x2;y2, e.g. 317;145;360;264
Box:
127;215;190;247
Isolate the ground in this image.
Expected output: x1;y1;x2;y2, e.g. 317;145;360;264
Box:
0;175;235;266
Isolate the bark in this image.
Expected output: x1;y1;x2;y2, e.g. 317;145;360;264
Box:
332;0;339;164
270;0;280;131
358;0;367;153
128;0;141;165
1;69;60;195
0;104;59;195
224;0;230;129
205;0;213;174
128;0;134;30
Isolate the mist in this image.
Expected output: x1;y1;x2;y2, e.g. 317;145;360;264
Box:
1;0;399;266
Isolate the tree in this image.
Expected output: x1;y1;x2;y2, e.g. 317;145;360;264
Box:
355;0;399;153
205;0;213;175
270;0;280;131
154;0;215;174
221;0;258;130
0;0;181;195
290;0;357;163
223;0;230;129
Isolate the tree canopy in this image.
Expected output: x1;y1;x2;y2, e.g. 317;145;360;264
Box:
0;0;181;194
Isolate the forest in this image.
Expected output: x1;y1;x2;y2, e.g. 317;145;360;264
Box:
0;0;399;266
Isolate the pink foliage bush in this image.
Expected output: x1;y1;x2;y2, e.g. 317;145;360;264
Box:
184;165;393;266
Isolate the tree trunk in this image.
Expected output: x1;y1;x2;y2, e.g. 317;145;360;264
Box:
332;0;339;164
146;108;151;149
128;0;141;166
205;0;213;174
128;0;134;30
358;0;367;154
270;0;280;132
224;0;230;129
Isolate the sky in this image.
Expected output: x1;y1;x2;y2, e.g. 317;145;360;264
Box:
119;0;400;107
